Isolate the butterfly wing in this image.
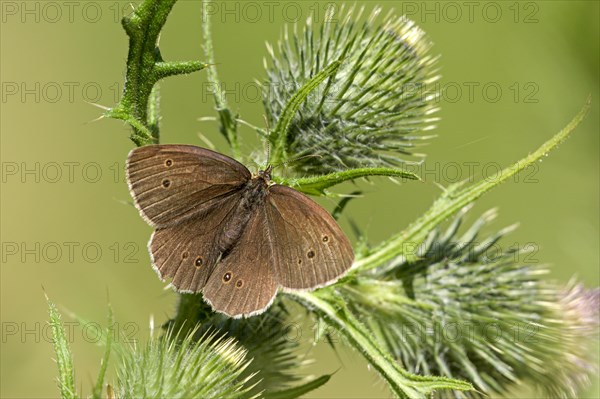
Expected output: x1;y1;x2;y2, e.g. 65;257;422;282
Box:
126;145;251;228
266;185;354;290
149;191;242;292
202;206;278;318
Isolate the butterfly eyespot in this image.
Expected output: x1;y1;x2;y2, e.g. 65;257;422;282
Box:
223;272;232;282
165;159;173;167
195;257;203;267
162;179;171;188
307;250;315;258
322;235;329;242
181;252;189;259
236;280;243;288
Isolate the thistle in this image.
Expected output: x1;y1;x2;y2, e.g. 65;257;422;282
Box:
114;327;255;399
264;5;439;173
337;207;600;398
171;298;327;398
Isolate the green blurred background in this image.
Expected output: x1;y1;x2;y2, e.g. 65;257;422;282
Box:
1;1;598;397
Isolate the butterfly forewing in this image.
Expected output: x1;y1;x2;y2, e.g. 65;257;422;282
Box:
126;145;250;228
149;192;242;292
203;207;278;317
266;185;354;290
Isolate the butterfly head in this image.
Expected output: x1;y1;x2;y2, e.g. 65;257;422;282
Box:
257;165;273;183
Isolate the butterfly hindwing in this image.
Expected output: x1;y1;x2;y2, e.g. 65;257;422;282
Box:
149;191;243;292
266;185;354;290
126;145;250;228
202;206;278;317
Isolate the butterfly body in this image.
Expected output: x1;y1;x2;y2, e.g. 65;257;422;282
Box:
219;169;271;251
126;145;353;317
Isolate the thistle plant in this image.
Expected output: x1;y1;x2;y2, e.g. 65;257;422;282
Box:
47;1;598;398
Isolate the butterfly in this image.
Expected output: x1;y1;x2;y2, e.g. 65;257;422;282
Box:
126;144;354;317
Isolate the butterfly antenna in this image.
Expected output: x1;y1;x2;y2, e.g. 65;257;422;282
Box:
263;114;272;167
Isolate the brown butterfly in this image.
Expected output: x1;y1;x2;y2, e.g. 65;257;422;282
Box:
126;145;354;317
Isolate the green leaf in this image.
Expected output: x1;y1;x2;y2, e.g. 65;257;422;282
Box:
46;294;78;399
264;374;333;399
353;96;591;274
276;167;420;196
269;60;342;166
92;304;114;399
332;190;362;221
106;0;207;146
290;291;473;398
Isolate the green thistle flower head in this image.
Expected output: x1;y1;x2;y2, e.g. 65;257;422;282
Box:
263;5;440;175
339;208;600;398
114;327;255;399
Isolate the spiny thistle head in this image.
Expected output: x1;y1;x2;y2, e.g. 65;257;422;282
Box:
338;208;599;398
114;327;256;399
187;301;311;397
263;5;439;175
